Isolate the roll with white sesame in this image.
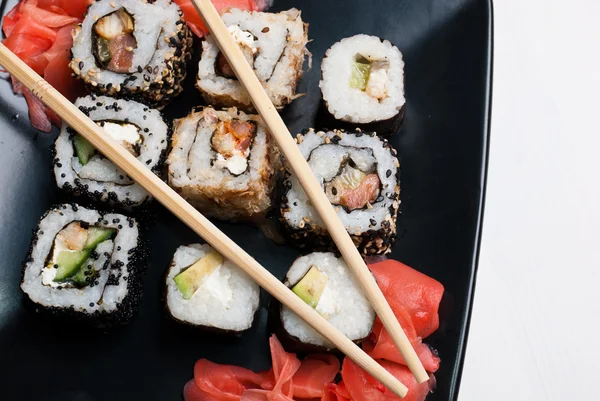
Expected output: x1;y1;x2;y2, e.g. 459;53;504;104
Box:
70;0;193;109
197;8;309;111
53;95;169;209
280;129;400;255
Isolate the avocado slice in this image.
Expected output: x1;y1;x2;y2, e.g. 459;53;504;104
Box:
54;250;90;282
291;266;329;308
74;134;96;166
85;227;116;250
174;251;224;300
70;258;100;288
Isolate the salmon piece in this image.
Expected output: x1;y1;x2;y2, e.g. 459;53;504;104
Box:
213;120;256;157
291;354;340;399
340;173;380;210
58;222;88;250
341;358;434;401
107;33;136;73
217;52;236;78
174;0;259;37
369;259;444;339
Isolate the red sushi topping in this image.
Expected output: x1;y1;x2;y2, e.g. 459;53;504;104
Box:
185;259;444;400
2;0;92;131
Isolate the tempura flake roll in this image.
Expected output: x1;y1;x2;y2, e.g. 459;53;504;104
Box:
165;244;260;332
20;204;144;327
281;129;400;255
279;252;375;349
197;8;309;111
70;0;193;108
53;95;169;209
167;107;281;221
320;34;406;134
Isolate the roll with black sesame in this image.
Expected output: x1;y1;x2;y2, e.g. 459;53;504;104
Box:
20;204;145;327
53;95;169;209
280;129;401;255
70;0;192;109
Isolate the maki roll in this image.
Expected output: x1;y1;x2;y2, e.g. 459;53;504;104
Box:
167;107;281;221
165;244;260;333
320;34;405;134
70;0;193;108
278;252;375;350
197;8;309;111
20;204;144;327
281;129;400;255
53;95;169;209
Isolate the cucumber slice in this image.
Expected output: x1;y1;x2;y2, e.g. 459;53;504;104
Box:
54;250;90;282
74;134;96;166
70;258;100;288
350;59;372;91
85;227;116;250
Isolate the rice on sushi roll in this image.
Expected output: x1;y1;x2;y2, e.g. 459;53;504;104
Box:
53;95;169;209
277;252;375;350
165;244;260;333
20;204;144;327
197;8;309;111
320;34;406;134
167;106;281;221
70;0;192;109
281;129;400;255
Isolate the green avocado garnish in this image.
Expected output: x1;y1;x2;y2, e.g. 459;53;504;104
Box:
291;266;328;308
174;251;224;300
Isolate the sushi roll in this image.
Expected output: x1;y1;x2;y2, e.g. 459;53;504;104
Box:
70;0;193;109
20;204;144;327
165;244;260;333
53;95;169;209
278;252;375;350
320;34;406;134
167;106;281;221
197;8;309;111
281;129;400;255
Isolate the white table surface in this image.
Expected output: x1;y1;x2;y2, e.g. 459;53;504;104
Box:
458;1;600;400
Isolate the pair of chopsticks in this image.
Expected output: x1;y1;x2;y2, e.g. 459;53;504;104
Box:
0;0;427;397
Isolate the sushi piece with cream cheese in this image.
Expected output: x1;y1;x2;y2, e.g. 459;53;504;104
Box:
164;244;260;333
277;252;376;350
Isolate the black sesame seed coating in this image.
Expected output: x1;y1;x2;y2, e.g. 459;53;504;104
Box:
19;204;148;328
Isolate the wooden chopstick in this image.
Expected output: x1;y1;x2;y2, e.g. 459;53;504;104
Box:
0;43;409;398
191;0;429;385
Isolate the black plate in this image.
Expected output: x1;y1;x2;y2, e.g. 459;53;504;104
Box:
0;0;492;400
